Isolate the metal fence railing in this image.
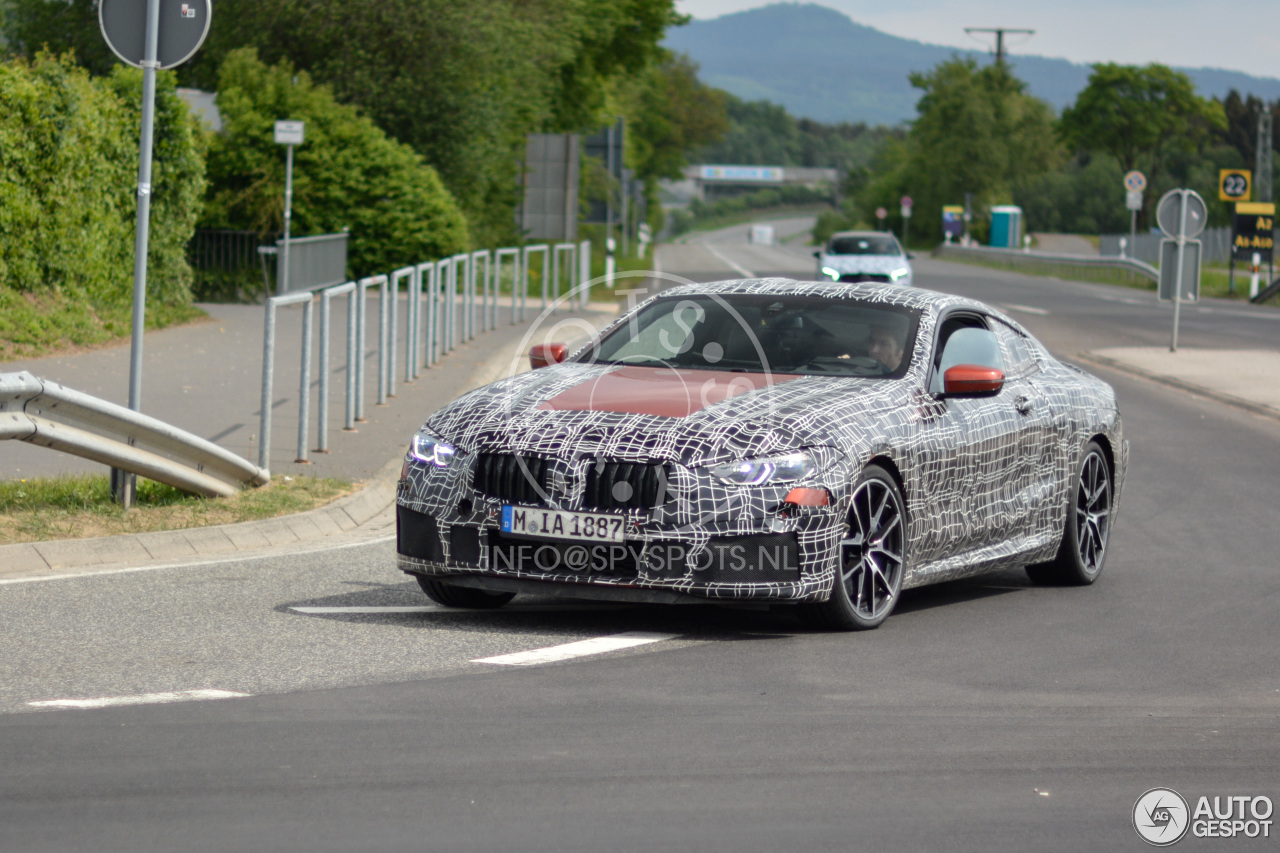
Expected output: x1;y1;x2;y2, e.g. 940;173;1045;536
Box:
1;372;269;496
935;243;1159;285
257;240;596;475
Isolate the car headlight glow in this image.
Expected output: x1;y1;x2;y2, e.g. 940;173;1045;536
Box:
706;451;816;486
821;266;841;281
409;430;457;468
889;266;910;282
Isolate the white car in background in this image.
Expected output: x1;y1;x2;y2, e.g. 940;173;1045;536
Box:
815;230;913;286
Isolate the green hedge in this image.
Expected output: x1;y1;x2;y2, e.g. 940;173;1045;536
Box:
199;49;469;291
0;54;204;311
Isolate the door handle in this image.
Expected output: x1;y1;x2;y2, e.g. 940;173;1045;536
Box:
1015;395;1034;415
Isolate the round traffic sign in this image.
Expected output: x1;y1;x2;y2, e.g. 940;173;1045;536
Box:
900;195;913;208
100;0;211;70
1156;189;1207;239
875;207;887;219
1124;171;1147;192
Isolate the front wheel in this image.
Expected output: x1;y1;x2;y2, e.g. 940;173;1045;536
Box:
1026;440;1112;586
799;464;906;631
416;576;515;609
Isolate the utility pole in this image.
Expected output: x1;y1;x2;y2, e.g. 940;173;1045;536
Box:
964;27;1035;64
1257;108;1273;203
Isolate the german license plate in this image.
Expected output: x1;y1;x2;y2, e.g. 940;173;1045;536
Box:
501;506;625;543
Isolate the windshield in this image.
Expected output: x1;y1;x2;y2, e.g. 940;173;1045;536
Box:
582;294;919;378
828;235;901;256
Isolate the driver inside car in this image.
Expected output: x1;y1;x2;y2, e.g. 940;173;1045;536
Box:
867;323;905;372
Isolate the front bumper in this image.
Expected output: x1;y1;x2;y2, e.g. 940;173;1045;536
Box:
395;502;841;603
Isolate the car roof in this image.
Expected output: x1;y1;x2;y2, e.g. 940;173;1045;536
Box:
658;278;987;316
828;231;898;240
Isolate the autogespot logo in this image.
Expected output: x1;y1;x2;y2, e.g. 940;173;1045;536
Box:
1134;788;1190;846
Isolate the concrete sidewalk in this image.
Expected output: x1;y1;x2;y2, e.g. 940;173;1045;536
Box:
1079;347;1280;421
0;297;618;580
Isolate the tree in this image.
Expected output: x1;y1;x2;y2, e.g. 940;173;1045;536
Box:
1059;64;1225;221
2;0;685;246
199;49;468;282
857;58;1059;242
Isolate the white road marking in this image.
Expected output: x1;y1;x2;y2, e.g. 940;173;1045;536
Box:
27;689;249;710
291;605;442;614
0;533;397;587
1000;303;1050;316
472;631;678;666
701;242;756;278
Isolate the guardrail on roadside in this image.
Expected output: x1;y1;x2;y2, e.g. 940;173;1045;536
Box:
934;243;1159;284
258;239;595;475
0;372;269;498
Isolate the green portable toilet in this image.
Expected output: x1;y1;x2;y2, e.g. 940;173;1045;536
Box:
990;205;1023;248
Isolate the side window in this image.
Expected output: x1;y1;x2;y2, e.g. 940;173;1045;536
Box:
990;319;1038;379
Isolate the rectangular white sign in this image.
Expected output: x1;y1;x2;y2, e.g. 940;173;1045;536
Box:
274;120;305;145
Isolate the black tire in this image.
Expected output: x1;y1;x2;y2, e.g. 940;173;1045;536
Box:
415;576;515;609
798;463;906;631
1026;440;1112;586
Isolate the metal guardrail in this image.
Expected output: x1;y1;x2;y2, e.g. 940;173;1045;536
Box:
1;372;268;497
258;239;595;479
934;243;1159;284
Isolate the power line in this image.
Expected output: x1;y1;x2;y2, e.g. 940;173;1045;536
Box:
964;28;1035;64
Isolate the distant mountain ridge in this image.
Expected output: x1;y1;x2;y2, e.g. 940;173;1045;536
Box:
664;3;1280;126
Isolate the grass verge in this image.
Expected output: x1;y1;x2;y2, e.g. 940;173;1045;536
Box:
0;289;207;362
0;473;353;546
937;252;1280;306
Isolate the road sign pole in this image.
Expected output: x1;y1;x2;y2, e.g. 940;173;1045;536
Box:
1129;209;1136;257
281;143;294;295
112;0;162;508
1171;191;1188;353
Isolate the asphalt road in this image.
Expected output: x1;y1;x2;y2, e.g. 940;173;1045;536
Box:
3;220;1279;852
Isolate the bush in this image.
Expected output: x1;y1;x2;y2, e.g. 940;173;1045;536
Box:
0;54;205;354
199;49;469;289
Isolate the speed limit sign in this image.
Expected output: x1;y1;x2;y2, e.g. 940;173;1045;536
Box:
1219;169;1251;202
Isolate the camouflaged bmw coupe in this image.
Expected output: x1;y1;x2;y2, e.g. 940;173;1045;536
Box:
396;279;1127;630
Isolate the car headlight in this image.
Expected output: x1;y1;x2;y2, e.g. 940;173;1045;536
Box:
706;451;816;486
821;266;841;281
889;267;910;282
409;430;457;468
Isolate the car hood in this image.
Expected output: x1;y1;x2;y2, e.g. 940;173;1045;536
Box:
424;363;909;467
820;254;909;274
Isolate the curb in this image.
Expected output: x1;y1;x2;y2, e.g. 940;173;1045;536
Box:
1076;352;1280;424
0;305;619;583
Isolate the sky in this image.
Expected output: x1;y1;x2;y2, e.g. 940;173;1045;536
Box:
675;0;1280;80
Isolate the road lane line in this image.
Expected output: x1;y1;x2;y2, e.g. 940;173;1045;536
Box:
291;605;443;614
0;533;397;587
1000;303;1049;316
27;689;249;710
701;242;756;278
472;631;677;666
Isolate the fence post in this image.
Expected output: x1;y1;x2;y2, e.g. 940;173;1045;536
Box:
355;275;382;421
579;239;591;308
345;284;357;430
295;297;314;463
388;267;413;397
377;275;389;405
319;281;356;449
319;287;332;453
407;265;419;381
258;299;277;472
415;261;433;371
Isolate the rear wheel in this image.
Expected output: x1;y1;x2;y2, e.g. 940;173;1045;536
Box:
415;576;515;609
1026;440;1112;586
799;464;905;631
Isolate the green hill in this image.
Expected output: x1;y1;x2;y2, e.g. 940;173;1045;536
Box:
665;3;1280;125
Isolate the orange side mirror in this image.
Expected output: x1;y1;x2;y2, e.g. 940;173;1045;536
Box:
529;343;568;369
943;364;1004;397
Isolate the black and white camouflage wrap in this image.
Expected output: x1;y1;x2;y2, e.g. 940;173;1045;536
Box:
397;279;1128;604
